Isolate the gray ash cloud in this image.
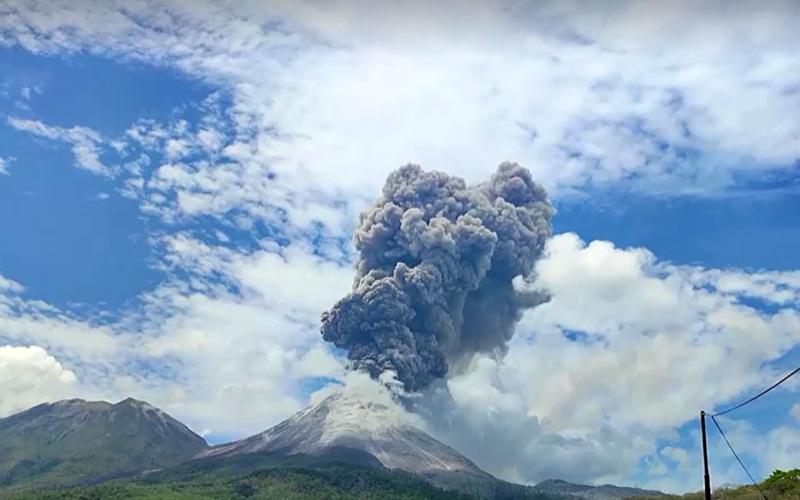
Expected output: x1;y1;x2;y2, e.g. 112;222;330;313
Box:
321;163;553;392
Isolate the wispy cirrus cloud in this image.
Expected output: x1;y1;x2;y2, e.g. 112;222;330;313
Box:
7;117;115;176
2;0;800;227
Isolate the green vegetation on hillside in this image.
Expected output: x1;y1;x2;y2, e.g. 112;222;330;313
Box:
5;450;564;500
0;399;207;491
6;463;476;500
634;469;800;500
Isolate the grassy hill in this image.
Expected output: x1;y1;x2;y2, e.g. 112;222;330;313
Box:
634;469;800;500
6;461;477;500
0;398;207;492
5;451;562;500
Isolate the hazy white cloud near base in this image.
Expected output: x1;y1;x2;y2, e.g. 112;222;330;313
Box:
416;233;800;488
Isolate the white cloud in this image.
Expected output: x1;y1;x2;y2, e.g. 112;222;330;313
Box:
0;275;23;293
131;237;351;435
661;446;690;468
0;238;349;438
19;84;40;100
0;345;77;416
136;290;343;435
680;416;800;488
764;424;800;472
679;268;800;305
7;117;114;176
233;244;353;316
791;404;800;422
108;240;350;436
196;128;223;152
2;0;800;240
164;138;190;160
0;293;122;361
419;233;800;487
0;156;9;175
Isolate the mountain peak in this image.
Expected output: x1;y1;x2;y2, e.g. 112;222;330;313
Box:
534;478;665;499
116;396;147;405
309;390;422;440
115;397;161;413
53;398;88;404
0;397;208;489
16;397;172;422
200;390;490;483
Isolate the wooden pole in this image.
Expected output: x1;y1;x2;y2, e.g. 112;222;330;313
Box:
701;411;712;500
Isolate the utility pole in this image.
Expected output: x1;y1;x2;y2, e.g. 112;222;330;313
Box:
701;411;712;500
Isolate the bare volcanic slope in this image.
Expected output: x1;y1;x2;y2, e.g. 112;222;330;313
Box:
0;398;208;490
196;392;665;499
198;391;495;492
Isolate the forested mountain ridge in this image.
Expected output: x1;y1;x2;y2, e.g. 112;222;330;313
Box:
0;398;207;491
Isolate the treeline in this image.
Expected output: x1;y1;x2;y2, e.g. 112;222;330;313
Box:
634;469;800;500
5;464;477;500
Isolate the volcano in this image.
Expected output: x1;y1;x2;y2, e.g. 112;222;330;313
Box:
197;391;497;493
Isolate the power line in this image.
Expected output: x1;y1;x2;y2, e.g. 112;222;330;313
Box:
710;415;768;500
701;363;800;500
712;365;800;417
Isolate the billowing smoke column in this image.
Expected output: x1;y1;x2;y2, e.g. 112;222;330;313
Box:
321;163;553;392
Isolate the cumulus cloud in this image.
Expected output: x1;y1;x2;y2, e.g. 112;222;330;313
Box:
233;244;354;316
125;241;351;436
413;233;800;487
763;424;800;473
0;238;349;437
0;156;10;175
137;291;343;435
0;345;77;416
86;229;350;436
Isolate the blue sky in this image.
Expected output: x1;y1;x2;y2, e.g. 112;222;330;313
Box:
0;47;210;307
1;0;799;493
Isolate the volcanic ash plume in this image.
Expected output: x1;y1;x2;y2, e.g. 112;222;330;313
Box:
321;163;553;392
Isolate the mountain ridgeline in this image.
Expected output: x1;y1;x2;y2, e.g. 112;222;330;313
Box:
0;398;207;490
0;395;664;499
